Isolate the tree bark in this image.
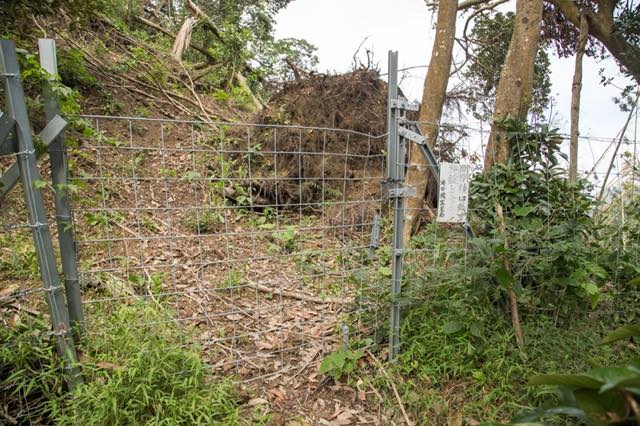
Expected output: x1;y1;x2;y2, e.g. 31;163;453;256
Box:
484;0;544;171
402;0;458;242
569;13;589;183
172;16;199;62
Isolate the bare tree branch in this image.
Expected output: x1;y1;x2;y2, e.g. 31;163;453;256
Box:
459;0;499;10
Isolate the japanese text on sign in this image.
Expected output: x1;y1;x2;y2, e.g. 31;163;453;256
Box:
437;163;470;223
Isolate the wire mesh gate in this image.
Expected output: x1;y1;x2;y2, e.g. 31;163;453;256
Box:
70;115;390;382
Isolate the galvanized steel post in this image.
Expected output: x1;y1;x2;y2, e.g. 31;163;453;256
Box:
39;38;85;338
387;51;406;360
0;39;80;388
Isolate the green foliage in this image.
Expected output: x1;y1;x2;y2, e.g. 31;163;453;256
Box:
0;232;40;280
469;119;605;309
15;47;84;118
84;211;124;229
463;11;552;120
0;0;96;37
57;48;99;90
392;119;640;422
601;323;640;344
394;262;631;422
185;208;225;234
0;316;64;424
57;303;240;425
257;37;318;84
267;225;298;253
319;348;364;382
498;324;640;426
189;0;315;87
121;0;315;95
0;303;240;424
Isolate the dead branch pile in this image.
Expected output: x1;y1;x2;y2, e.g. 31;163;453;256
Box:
258;69;388;135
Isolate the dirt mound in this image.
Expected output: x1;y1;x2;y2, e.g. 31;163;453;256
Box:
242;70;389;209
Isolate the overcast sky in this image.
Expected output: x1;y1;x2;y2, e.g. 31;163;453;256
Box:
275;0;638;177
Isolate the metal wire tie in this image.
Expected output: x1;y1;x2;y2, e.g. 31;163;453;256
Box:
30;221;50;229
15;148;36;156
1;72;20;78
42;284;64;294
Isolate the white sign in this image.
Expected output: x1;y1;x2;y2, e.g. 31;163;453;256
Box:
437;163;470;223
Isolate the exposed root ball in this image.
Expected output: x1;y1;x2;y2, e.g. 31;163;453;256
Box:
258;69;388;135
247;70;389;207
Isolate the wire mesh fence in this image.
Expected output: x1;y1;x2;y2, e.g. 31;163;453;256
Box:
3;114;638;367
66;115;389;383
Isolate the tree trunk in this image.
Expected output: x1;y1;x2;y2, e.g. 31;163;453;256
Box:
484;0;544;171
172;16;199;62
402;0;458;242
569;13;589;183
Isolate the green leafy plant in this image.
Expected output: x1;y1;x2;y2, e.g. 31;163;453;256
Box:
0;316;63;424
319;348;364;382
84;211;124;229
0;232;40;280
185;208;225;234
1;303;241;424
469;119;606;318
58;48;99;90
265;225;297;254
498;324;640;426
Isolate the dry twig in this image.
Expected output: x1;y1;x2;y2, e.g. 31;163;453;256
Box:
365;350;414;426
245;280;345;305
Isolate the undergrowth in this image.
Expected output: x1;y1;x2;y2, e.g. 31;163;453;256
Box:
0;302;240;425
390;263;633;424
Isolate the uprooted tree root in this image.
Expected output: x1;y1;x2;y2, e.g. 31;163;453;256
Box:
226;70;389;219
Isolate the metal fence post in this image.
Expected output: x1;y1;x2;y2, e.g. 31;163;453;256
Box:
387;51;407;360
0;40;80;388
39;38;85;338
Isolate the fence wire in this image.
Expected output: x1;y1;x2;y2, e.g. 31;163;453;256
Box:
63;116;389;384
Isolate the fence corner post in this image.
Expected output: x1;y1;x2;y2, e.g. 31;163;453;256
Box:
38;38;86;339
0;38;81;389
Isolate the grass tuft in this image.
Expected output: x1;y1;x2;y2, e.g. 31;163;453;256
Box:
1;302;240;425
